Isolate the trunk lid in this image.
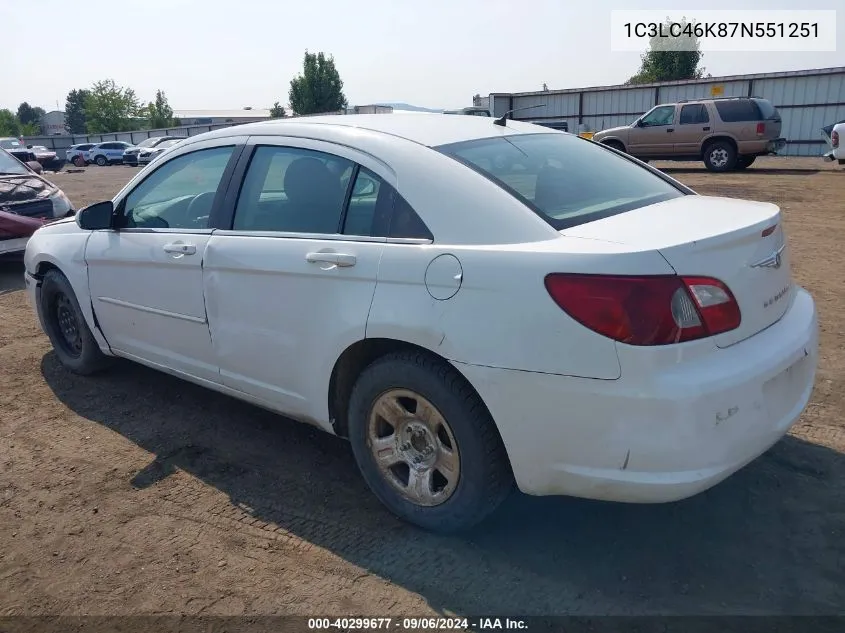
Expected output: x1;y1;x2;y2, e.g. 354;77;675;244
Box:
560;195;792;348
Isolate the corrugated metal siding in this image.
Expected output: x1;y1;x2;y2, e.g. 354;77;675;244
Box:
659;80;748;103
491;68;845;155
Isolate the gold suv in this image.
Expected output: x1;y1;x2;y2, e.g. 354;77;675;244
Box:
592;97;785;172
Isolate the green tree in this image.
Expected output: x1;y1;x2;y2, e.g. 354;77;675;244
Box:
145;89;176;129
16;102;46;131
0;109;20;136
288;50;347;116
269;101;287;118
20;122;40;136
84;79;140;133
65;89;90;134
626;17;706;84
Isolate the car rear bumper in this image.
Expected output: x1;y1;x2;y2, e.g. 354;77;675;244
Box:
456;286;818;502
766;137;787;153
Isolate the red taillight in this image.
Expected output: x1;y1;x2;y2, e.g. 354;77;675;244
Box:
833;130;840;149
543;273;741;346
756;122;765;135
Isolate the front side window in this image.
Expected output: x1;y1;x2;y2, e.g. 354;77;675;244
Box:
232;146;353;234
437;133;685;230
640;106;676;127
122;146;234;230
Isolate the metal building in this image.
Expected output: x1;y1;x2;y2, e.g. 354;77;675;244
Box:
487;66;845;156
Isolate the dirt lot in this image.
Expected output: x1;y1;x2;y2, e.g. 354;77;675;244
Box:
1;158;843;617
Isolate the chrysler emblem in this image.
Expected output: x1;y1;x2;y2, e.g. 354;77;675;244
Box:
750;244;785;270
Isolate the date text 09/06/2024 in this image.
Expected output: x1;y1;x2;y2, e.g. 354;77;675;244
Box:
623;21;819;39
307;617;528;630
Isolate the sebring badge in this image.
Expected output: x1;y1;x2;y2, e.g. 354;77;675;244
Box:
750;244;785;270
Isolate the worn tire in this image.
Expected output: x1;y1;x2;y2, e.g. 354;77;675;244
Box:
703;141;737;172
734;155;756;170
347;351;514;533
38;269;112;375
94;155;108;167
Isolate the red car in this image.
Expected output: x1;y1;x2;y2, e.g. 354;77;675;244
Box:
0;147;74;256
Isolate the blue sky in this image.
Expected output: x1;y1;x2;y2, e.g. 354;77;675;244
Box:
1;0;842;112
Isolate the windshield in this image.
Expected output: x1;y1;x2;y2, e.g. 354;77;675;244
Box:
436;133;685;230
0;149;30;175
0;139;21;149
137;138;159;148
157;138;181;149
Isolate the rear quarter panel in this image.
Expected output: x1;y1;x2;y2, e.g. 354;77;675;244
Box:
366;238;677;380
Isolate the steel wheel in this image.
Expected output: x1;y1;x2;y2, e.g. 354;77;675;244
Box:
54;292;83;358
367;388;460;507
709;147;729;169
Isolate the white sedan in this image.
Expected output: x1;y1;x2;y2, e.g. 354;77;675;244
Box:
23;113;818;533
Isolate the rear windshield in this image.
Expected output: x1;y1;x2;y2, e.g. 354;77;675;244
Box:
752;98;780;120
436;133;685;230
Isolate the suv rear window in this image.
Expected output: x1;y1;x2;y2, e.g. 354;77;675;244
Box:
714;99;762;122
436;133;685;230
752;98;780;120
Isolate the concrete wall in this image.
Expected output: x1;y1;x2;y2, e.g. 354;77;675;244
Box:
489;67;845;156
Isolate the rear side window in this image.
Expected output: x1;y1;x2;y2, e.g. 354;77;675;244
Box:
233;146;353;234
679;104;709;124
714;100;762;122
343;168;433;240
436;133;685;230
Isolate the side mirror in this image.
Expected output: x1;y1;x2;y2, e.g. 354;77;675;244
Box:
635;119;644;127
76;200;114;231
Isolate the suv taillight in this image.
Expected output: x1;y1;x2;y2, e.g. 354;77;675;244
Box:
833;130;840;149
756;122;766;135
544;274;741;346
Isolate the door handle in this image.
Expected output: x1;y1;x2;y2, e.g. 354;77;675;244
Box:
163;242;196;255
666;128;674;133
703;126;711;131
306;252;357;267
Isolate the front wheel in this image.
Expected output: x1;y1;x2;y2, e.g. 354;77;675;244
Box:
94;155;107;166
347;351;514;533
38;269;113;375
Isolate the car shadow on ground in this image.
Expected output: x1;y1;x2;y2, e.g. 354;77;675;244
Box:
0;258;25;295
42;353;845;616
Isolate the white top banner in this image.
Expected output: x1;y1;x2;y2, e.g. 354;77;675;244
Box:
610;10;837;52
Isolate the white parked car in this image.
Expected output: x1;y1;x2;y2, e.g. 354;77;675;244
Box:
137;137;185;165
22;114;818;533
822;121;845;165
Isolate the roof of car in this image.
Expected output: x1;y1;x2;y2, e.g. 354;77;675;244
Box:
202;112;549;148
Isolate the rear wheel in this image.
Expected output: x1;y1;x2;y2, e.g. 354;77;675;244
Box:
347;351;514;533
734;155;756;170
703;141;737;172
38;269;112;375
94;155;108;167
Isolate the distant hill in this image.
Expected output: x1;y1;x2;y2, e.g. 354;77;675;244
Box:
375;102;444;113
